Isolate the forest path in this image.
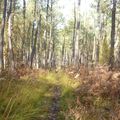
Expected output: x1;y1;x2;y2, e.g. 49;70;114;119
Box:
48;73;61;120
48;84;61;120
0;71;79;120
47;72;79;120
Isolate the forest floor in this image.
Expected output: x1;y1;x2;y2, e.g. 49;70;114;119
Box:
0;66;120;120
0;69;79;120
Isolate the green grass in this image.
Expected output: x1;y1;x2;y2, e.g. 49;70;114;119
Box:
57;72;80;120
1;70;114;120
0;71;56;120
0;71;80;120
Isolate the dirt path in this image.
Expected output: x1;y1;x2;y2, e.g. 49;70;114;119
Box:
48;75;61;120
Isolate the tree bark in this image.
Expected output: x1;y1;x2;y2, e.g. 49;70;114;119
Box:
22;0;26;61
36;15;42;68
45;0;49;68
109;0;116;69
0;0;7;70
96;0;101;64
8;0;15;71
74;0;81;67
30;24;38;68
62;35;65;67
72;0;76;63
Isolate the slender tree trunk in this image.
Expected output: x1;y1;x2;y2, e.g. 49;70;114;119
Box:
74;0;81;67
51;35;55;68
27;22;31;63
72;0;76;63
0;0;7;70
36;15;41;68
48;0;53;68
96;0;101;64
8;0;15;71
0;1;1;14
30;25;38;68
30;0;37;68
62;35;65;67
30;16;41;68
109;0;116;69
45;0;49;68
22;0;26;61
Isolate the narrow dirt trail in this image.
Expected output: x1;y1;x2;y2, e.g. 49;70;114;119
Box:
48;75;61;120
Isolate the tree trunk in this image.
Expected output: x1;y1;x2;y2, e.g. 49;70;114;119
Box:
74;0;81;67
45;0;49;68
96;0;101;64
22;0;26;61
72;0;76;63
36;15;42;68
8;0;15;71
61;35;65;68
30;24;38;68
0;0;7;70
47;0;53;69
109;0;116;69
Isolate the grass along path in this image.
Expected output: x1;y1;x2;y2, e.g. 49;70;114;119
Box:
0;70;79;120
1;70;120;120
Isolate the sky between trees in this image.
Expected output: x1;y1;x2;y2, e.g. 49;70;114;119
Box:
58;0;93;20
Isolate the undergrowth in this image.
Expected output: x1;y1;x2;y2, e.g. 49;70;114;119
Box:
64;66;120;120
0;70;57;120
1;67;119;120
